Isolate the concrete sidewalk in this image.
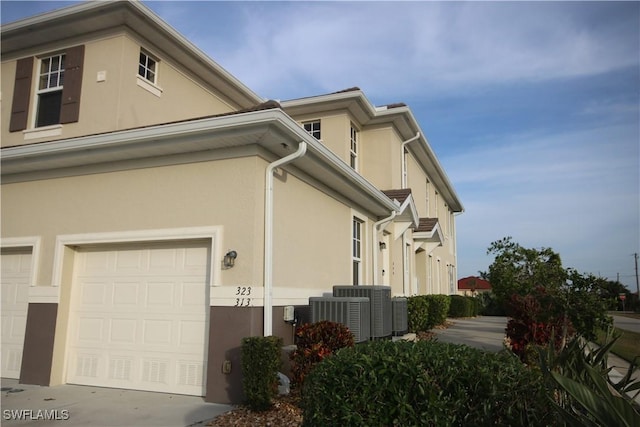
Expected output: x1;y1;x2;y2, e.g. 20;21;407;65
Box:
0;379;232;427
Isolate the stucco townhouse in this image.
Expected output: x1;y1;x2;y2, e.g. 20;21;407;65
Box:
0;1;463;404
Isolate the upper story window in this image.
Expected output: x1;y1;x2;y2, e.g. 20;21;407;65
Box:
138;50;157;84
303;120;321;140
350;124;359;171
9;45;84;135
36;53;65;127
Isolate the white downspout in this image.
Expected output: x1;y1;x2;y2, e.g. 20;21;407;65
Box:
264;141;307;336
401;132;420;188
372;211;396;286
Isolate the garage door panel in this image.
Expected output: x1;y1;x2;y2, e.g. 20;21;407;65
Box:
109;319;137;344
1;249;32;379
67;242;209;395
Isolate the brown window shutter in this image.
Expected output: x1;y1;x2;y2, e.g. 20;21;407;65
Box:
60;45;85;124
9;57;34;132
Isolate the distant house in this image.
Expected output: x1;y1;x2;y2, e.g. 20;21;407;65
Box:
1;1;463;404
457;276;491;296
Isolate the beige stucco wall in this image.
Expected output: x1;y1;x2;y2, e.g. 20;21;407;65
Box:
360;126;402;190
0;156;263;288
272;169;352;293
1;33;236;148
288;104;460;297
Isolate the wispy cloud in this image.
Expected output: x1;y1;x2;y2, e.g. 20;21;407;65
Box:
174;1;640;99
446;122;639;278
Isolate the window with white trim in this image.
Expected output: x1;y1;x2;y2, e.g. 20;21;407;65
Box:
350;124;359;170
36;53;65;127
352;217;363;285
138;50;158;84
303;120;321;140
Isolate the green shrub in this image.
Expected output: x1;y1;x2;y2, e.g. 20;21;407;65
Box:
302;340;555;426
449;295;475;318
407;295;430;332
290;321;354;389
425;294;451;328
478;291;508;316
241;335;283;411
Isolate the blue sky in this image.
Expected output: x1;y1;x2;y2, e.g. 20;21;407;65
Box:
3;1;639;291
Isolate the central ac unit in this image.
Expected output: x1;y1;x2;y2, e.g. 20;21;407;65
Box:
332;286;392;338
309;297;371;343
391;297;408;336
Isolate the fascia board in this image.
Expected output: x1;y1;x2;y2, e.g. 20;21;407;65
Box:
281;90;378;123
1;111;279;161
414;222;444;244
2;109;398;215
377;106;464;213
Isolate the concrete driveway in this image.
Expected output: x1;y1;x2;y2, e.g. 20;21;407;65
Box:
1;379;232;427
433;316;508;352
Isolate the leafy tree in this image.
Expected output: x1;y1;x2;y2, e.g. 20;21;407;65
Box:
483;237;611;342
483;236;566;306
563;270;612;340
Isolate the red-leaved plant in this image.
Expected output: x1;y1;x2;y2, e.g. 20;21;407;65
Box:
289;321;354;389
505;286;574;363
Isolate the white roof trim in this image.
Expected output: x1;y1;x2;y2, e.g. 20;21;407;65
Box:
2;108;399;216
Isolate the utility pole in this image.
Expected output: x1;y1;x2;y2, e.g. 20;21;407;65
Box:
635;253;639;297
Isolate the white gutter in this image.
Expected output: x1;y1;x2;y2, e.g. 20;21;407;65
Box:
372;211;397;286
401;132;420;188
264;141;307;336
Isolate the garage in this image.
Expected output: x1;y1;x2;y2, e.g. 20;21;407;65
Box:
66;240;210;396
1;247;32;379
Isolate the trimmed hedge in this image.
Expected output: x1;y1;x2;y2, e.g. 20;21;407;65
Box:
407;295;430;332
241;335;283;411
426;294;451;328
301;340;556;426
407;294;451;332
449;295;477;318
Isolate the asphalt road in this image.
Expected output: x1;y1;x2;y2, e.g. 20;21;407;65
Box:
612;314;640;333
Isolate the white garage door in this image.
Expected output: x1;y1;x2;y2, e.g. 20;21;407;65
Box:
1;248;32;379
67;241;210;396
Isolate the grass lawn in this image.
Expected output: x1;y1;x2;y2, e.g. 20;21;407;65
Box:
596;327;640;363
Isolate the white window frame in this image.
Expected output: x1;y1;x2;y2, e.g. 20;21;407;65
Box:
137;49;163;97
303;120;321;140
352;216;364;285
34;52;65;129
350;123;359;171
138;49;158;84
